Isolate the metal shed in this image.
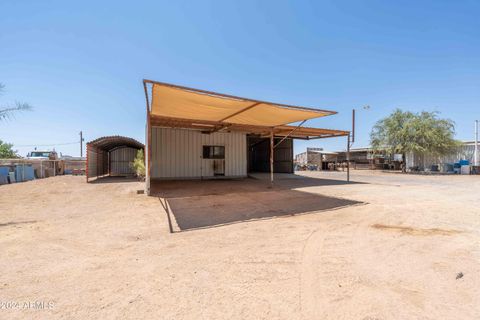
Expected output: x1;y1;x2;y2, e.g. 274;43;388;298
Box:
143;80;349;194
143;80;350;194
86;136;144;181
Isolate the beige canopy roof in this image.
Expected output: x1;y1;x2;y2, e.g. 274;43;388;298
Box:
143;79;348;139
145;80;336;127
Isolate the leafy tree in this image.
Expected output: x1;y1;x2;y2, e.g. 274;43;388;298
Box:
370;109;459;172
410;111;460;156
0;83;32;121
131;149;146;178
0;140;19;158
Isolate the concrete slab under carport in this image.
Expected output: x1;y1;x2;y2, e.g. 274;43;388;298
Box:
151;174;363;232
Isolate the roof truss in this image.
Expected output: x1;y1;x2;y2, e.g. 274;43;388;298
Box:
149;114;349;140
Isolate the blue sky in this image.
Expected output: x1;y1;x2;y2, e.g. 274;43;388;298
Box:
1;0;479;157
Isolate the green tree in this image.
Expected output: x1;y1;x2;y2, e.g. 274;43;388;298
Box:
0;140;19;158
0;83;32;121
370;109;459;172
131;149;146;178
411;111;460;156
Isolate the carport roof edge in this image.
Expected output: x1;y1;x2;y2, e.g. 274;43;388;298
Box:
143;79;338;128
86;135;144;151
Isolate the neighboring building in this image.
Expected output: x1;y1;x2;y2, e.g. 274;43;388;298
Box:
405;141;477;171
336;147;403;170
142;80;349;194
332;141;478;172
295;148;338;170
295;148;322;166
337;147;373;167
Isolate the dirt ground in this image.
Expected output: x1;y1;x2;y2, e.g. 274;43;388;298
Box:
1;171;479;319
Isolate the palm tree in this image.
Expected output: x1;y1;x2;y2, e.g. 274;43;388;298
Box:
0;83;32;121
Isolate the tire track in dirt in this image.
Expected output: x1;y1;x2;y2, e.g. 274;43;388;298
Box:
300;222;363;319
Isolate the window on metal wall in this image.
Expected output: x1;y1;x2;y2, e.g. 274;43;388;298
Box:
203;146;225;159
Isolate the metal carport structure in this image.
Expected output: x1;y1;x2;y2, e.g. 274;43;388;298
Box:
86;136;144;182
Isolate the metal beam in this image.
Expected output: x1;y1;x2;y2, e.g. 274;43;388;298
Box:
270;129;274;186
144;81;152;195
274;120;306;148
307;133;350;140
347;134;350;182
218;102;262;122
143;81;151;112
208;124;231;133
352;109;356;143
149;114;350;139
475;120;479;166
150;115;271;130
146;111;152;195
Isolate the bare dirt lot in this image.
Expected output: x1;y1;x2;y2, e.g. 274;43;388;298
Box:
1;171;479;319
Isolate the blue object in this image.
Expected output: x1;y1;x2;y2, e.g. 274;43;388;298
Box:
0;175;8;185
15;165;35;182
459;159;470;166
0;166;9;177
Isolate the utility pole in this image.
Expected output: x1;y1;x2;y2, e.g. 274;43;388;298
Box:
80;131;84;158
347;109;355;182
347;134;351;182
475;120;479;166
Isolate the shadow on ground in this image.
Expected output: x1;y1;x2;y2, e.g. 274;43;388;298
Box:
90;176;140;184
151;175;365;232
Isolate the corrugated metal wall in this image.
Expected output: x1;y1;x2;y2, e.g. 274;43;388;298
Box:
87;146;108;179
151;127;247;179
110;147;138;176
247;137;294;173
273;138;294;173
406;143;476;169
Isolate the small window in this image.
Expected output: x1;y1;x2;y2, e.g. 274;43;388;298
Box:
203;146;225;159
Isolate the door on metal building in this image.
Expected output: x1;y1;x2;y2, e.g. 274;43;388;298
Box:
202;145;225;177
247;135;294;173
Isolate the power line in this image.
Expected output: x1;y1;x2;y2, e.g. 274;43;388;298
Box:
14;141;79;147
